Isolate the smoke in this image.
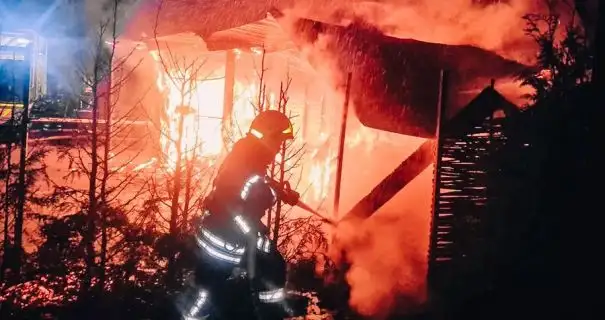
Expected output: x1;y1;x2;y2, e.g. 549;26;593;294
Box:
283;0;554;65
293;36;435;311
275;1;553;317
83;0;142;37
332;208;431;318
277;7;429;316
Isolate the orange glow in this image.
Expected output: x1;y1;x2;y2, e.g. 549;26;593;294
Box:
147;50;347;216
150;51;283;173
230;82;260;142
151;58;225;170
305;133;335;204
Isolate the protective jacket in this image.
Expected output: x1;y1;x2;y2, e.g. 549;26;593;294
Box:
180;136;288;320
198;135;279;265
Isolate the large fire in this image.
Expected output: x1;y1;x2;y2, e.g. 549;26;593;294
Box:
148;50;336;211
145;48;432;318
156;68;224;167
149;51;270;172
146;48;391;213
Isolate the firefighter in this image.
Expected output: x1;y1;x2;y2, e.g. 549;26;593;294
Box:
176;110;299;320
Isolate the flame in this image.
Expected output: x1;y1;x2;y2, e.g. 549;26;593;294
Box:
149;50;337;214
307;152;334;203
150;51;282;172
230;82;259;143
150;52;226;171
159;70;224;170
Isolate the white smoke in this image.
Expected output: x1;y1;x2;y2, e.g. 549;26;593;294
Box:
275;1;556;317
282;0;556;64
84;0;144;38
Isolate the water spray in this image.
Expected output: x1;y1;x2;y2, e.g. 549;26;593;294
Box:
267;178;338;226
295;199;338;226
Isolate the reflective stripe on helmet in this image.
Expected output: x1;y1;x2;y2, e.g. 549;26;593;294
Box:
248;110;293;140
250;128;263;139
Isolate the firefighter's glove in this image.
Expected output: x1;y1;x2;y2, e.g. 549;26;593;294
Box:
256;233;272;253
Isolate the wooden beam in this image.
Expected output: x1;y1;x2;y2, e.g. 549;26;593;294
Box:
341;139;436;221
222;49;235;150
333;73;352;219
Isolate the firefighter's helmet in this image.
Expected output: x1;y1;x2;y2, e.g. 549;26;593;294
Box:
248;110;294;144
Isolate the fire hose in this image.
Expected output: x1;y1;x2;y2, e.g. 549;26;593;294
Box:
266;178;338;226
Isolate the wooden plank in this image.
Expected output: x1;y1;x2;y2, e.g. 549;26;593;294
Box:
342;139;436;220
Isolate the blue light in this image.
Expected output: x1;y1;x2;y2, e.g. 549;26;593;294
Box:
0;34;31;48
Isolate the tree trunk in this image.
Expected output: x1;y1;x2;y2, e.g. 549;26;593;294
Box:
84;61;100;295
272;136;287;241
99;0;119;294
272;154;285;241
182;157;193;229
13;44;32;281
167;110;185;287
98;72;112;294
1;144;12;282
267;159;276;229
1;104;16;282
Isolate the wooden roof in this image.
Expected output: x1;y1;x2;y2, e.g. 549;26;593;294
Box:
203;14;296;52
284;17;528;138
121;2;529;138
445;85;519;134
121;0;275;40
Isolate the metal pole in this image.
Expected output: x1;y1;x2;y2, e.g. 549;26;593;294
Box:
222;49;235;151
332;73;352;219
427;69;449;294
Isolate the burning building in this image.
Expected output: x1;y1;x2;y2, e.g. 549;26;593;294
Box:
115;0;525;209
428;83;523;315
115;8;343;207
111;0;528;315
